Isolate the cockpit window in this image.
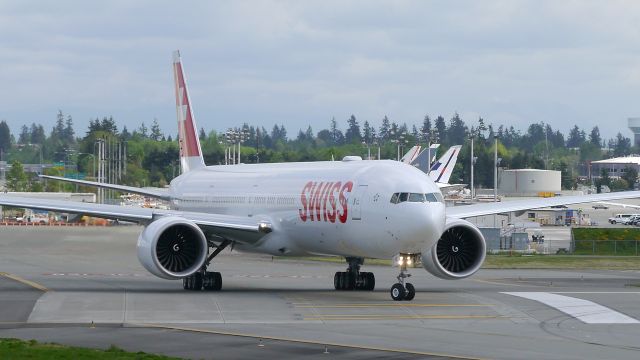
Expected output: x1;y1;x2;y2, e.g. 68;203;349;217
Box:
391;192;444;204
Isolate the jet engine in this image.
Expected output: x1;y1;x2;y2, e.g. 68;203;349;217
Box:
421;218;486;280
137;216;208;279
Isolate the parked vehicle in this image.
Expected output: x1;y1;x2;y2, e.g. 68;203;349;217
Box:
608;214;637;224
627;215;640;225
592;204;609;210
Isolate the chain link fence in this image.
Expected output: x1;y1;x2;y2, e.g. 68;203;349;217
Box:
571;239;640;256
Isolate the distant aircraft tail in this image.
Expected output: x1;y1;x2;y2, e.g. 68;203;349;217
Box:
408;144;439;173
401;145;422;164
173;50;205;173
429;145;461;184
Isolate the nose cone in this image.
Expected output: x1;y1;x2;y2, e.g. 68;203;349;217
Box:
397;202;446;253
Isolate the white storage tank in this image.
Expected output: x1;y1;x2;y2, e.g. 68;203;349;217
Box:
499;169;561;196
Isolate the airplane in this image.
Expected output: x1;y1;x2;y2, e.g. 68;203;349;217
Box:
3;51;640;301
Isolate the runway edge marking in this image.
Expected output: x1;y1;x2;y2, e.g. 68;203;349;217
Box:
0;272;48;292
502;292;640;324
131;323;490;360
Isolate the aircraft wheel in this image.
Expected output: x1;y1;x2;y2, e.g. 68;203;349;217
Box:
390;283;406;301
404;283;415;301
213;272;222;291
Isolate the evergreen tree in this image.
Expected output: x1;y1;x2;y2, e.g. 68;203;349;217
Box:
54;110;65;139
138;122;148;138
434;116;446;143
64;115;75;143
566;125;585;148
0;120;11;154
30;123;46;144
420;115;432;142
330;117;344;145
448;113;467;145
150;119;163;141
198;127;206;141
120;126;131;141
362;121;373;143
345;115;361;143
379;116;391;141
613;132;631;157
589;126;602;147
18;125;30;144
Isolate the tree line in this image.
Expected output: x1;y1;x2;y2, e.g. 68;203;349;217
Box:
0;110;637;191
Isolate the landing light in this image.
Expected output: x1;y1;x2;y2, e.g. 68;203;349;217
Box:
397;256;404;266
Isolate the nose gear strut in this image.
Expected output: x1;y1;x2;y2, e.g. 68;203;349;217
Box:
334;257;375;291
390;253;418;301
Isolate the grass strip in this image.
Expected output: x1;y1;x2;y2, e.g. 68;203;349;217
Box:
0;338;179;359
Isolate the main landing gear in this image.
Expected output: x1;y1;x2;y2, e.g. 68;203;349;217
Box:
390;254;418;301
183;239;231;291
334;257;375;291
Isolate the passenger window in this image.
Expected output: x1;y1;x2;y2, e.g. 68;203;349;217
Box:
399;193;409;203
409;193;425;202
390;193;399;204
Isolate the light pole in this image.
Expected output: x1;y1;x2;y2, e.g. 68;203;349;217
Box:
425;130;439;170
362;141;371;160
470;135;475;201
493;135;501;203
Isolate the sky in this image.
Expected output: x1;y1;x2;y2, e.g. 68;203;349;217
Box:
1;0;640;141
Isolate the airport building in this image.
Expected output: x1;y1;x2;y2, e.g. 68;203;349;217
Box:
498;169;561;196
590;156;640;179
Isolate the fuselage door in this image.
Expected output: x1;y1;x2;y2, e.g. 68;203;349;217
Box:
351;184;368;220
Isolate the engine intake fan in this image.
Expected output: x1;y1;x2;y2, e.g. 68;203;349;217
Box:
422;218;486;279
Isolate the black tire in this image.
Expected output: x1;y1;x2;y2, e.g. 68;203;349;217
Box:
183;277;190;290
191;273;203;290
213;272;222;291
404;283;415;301
366;272;375;291
342;272;353;290
390;283;406;301
334;272;341;290
203;272;216;290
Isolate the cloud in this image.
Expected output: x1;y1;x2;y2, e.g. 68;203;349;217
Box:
0;1;639;140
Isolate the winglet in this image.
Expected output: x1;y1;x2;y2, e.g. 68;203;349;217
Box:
173;50;205;173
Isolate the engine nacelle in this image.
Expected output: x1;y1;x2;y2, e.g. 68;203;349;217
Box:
421;218;486;280
137;216;208;280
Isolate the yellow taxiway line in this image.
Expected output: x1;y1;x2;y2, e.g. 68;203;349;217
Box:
135;323;491;360
303;315;503;320
294;303;492;308
0;272;49;292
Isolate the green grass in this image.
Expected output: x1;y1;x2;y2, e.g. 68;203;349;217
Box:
0;339;179;359
278;254;640;270
572;227;640;241
482;254;640;269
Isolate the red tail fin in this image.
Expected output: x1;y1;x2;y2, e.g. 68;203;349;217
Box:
173;50;205;173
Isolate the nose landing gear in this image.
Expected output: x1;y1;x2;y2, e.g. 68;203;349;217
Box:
390;254;418;301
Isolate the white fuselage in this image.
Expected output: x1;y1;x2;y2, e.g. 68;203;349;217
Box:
169;160;446;259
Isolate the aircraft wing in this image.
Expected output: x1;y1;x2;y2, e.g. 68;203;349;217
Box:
39;175;170;200
446;191;640;219
0;195;270;244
